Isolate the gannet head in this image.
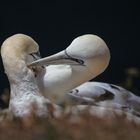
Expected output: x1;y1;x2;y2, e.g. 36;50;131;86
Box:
66;35;110;76
1;34;41;81
29;34;110;79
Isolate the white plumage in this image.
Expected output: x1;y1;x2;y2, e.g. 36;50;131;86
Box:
29;34;140;117
1;34;50;117
30;34;110;103
1;33;140;122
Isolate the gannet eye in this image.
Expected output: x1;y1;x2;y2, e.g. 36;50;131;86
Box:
29;52;41;61
64;49;85;66
28;52;44;77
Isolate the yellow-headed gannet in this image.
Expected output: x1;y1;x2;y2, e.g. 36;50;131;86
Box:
1;34;49;117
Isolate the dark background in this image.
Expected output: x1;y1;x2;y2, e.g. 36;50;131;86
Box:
0;1;139;95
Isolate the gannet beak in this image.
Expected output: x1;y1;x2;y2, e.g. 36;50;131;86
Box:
28;50;84;67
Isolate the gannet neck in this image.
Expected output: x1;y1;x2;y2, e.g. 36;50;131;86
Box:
1;34;47;117
10;72;40;97
9;78;48;117
6;60;48;117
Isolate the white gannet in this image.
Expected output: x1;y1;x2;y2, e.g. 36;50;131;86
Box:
1;34;50;117
29;34;110;104
28;34;140;117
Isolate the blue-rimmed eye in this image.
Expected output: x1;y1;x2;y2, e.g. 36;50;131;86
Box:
64;49;85;65
30;52;41;60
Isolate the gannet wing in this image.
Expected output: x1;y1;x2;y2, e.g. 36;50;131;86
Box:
66;82;132;109
68;82;115;100
66;83;114;104
127;97;140;117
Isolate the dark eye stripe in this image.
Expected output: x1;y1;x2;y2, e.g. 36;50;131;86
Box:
64;49;84;65
30;52;41;60
30;54;37;60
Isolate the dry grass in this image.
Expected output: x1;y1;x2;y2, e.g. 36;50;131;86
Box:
0;110;140;140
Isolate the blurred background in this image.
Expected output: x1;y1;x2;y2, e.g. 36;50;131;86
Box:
0;1;139;107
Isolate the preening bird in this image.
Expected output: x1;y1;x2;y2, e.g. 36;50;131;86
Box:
1;34;49;117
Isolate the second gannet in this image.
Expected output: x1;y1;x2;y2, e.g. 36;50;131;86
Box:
1;34;49;117
29;34;140;117
29;34;110;104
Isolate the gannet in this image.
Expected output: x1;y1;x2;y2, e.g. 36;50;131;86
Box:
29;34;110;104
29;34;140;117
1;34;49;117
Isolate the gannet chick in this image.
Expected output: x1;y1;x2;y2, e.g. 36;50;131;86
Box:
1;34;48;117
29;35;110;104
